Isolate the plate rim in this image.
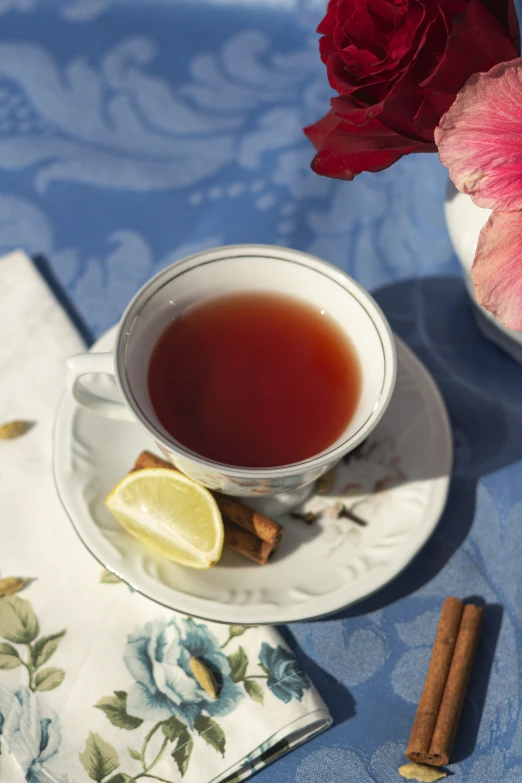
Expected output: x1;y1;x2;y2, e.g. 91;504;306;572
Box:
54;327;452;624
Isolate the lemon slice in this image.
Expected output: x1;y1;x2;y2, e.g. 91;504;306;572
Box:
105;468;224;569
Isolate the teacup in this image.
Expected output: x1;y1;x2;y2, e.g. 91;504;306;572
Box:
66;244;396;497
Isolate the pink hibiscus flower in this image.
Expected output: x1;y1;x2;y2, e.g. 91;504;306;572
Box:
436;58;522;330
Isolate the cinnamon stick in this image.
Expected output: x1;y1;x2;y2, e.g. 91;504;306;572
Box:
406;598;483;767
213;492;283;547
223;525;275;566
132;451;281;564
134;451;283;546
428;603;483;766
406;597;464;763
134;450;185;473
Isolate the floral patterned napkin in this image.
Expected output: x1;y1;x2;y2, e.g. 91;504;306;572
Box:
0;251;331;783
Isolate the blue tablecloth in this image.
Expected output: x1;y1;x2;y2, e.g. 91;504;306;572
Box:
2;1;522;781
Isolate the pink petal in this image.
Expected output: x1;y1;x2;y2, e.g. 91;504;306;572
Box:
436;59;522;211
473;210;522;330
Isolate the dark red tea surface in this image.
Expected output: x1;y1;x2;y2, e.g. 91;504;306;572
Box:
148;292;361;467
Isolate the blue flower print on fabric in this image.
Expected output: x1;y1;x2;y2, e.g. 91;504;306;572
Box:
0;684;67;783
124;617;243;728
258;643;310;704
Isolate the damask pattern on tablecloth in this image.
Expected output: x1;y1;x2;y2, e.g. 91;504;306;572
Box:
0;2;458;336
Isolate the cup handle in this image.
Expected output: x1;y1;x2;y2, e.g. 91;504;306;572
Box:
66;352;134;421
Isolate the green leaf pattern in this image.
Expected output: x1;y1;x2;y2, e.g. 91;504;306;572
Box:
79;731;120;781
228;646;249;682
95;691;143;730
0;593;66;692
172;734;193;778
194;714;226;757
0;596;39;643
244;679;264;704
162;717;194;777
32;630;66;668
0;641;21;670
161;715;189;741
34;666;65;691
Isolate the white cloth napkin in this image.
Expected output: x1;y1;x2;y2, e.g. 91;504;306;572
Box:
0;251;331;783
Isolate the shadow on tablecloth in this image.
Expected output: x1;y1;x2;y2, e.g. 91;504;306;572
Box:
331;275;522;618
33;254;94;346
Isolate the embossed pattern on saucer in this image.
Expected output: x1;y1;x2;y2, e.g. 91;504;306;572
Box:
54;327;452;624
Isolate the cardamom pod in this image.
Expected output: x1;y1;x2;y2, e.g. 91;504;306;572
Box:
0;420;33;439
189;657;219;699
0;577;29;597
399;763;447;782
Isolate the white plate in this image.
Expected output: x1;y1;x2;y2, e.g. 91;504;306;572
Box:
54;327;452;624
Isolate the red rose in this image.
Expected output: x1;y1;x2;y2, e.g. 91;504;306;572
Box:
305;0;519;179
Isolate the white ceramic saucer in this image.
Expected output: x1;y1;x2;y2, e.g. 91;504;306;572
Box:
54;327;452;624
